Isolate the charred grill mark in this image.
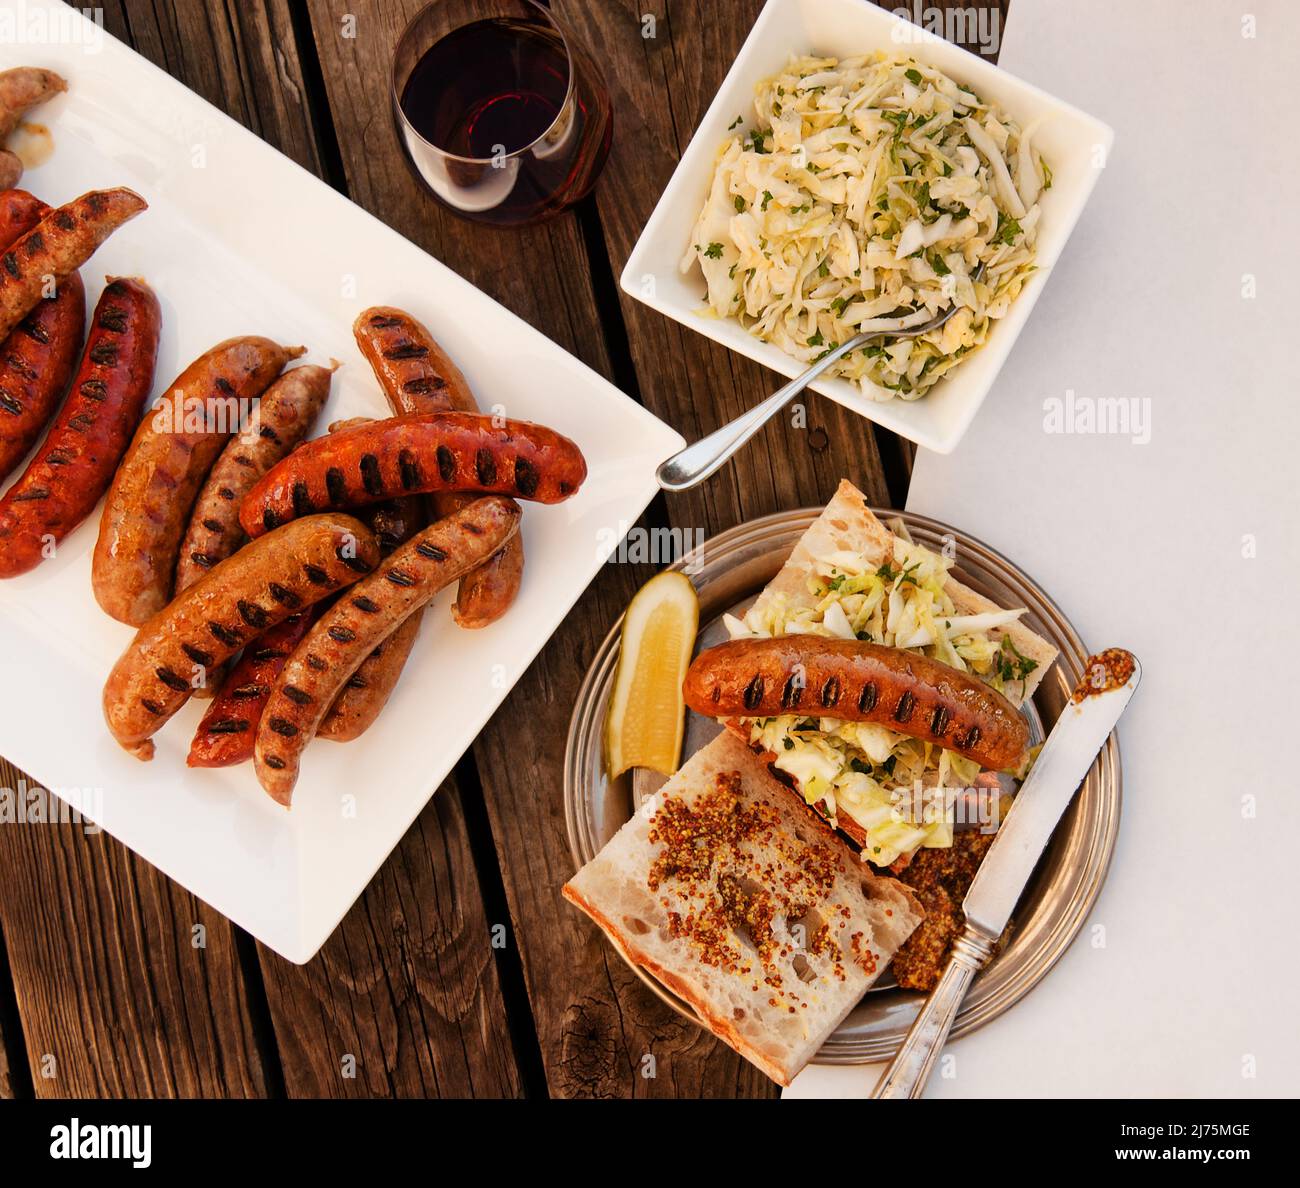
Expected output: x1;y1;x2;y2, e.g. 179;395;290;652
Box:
0;392;21;416
263;755;285;770
963;725;981;751
218;486;236;501
5;354;35;380
368;314;402;329
325;466;346;504
515;457;539;497
233;455;256;469
351;595;380;613
359;453;383;496
291;481;314;517
781;675;803;709
327;625;356;644
398;451;422;490
710;686;721;704
436;445;455;482
403;375;446;395
894;690;916;723
338;548;373;574
89;342;117;366
21;320;49;345
930;705;950;737
80;378;107;401
303;565;334;587
231;683;268;700
305;654;327;671
383;341;429;361
182;644;214;668
268;582;301;608
559;480;575;497
820;676;842;708
46;450;72;466
386;569;416;588
259;424;280;443
97;307;128;332
416;542;447;561
283;686;312;706
202;518;225;534
268;717;298;738
67;413;94;432
206;718;249;735
261;508;281;532
155;667;189;693
215;377;235;396
475;448;497;486
54;211;74;231
858;681;878;713
345;674;367;689
11;487;48;502
25;232;43;252
3;251;18;276
743;675;765;711
208;621;242;648
141;699;164;716
237;600;270;629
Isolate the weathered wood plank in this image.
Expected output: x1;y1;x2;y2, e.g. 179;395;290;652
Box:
0;760;270;1096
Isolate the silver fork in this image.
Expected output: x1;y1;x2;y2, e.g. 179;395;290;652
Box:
656;266;983;492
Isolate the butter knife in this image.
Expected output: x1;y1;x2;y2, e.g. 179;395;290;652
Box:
871;649;1142;1099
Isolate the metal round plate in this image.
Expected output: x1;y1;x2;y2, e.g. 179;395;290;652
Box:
564;507;1121;1063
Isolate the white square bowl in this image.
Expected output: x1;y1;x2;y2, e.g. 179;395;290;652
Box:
621;0;1114;454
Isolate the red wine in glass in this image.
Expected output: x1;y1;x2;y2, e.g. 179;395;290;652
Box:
394;4;612;227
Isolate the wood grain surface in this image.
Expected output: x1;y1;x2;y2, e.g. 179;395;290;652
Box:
0;0;1009;1098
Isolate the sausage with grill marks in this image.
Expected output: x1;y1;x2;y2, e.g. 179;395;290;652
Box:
174;362;335;594
255;496;521;805
317;494;427;742
92;335;304;626
0;188;145;342
682;636;1030;772
0;196;85;484
103;512;379;760
0;277;160;578
186;608;318;768
238;411;584;538
353;305;524;629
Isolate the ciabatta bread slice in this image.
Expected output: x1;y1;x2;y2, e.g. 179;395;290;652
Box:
563;731;923;1086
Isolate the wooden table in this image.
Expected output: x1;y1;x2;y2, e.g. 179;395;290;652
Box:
0;0;1007;1099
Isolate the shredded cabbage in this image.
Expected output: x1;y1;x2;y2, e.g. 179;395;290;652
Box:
682;52;1046;401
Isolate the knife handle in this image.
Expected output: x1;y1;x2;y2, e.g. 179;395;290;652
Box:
870;926;997;1099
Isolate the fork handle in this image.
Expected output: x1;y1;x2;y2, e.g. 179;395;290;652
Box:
655;334;867;492
870;926;997;1099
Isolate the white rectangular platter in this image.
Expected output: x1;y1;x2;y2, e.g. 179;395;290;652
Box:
0;1;684;963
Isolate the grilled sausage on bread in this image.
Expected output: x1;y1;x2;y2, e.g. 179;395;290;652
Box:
683;635;1029;772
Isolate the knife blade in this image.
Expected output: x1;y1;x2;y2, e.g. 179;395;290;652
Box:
963;648;1141;938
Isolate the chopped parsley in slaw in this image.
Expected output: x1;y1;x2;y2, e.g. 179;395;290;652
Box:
683;53;1049;401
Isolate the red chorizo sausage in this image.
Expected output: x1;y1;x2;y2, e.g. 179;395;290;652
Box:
683;636;1029;772
92;336;304;626
0;188;145;342
0;188;48;244
239;411;585;537
0;277;160;578
254;496;521;805
353;305;526;630
174;362;335;593
103;513;379;760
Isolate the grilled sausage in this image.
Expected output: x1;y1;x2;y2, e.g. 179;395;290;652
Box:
92;336;303;626
0;277;160;578
103;513;379;760
317;494;426;741
0;188;146;342
0;189;47;242
0;67;67;141
683;636;1030;772
174;362;335;594
0;191;84;484
255;496;521;804
186;609;318;768
239;411;584;537
0;153;20;191
353;305;526;629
